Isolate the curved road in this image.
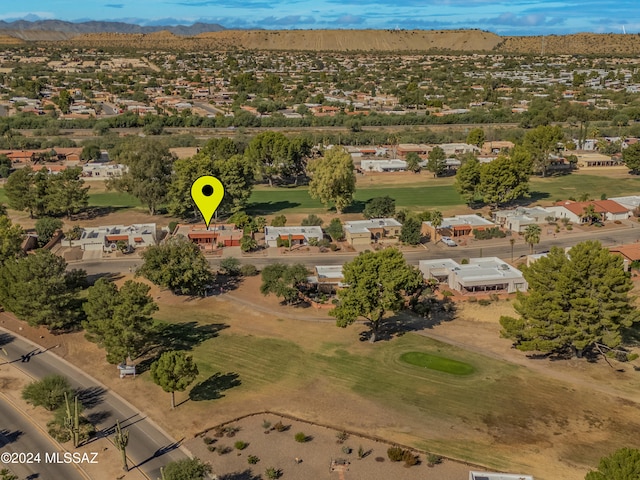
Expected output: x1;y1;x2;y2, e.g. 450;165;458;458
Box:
0;329;187;480
0;396;85;480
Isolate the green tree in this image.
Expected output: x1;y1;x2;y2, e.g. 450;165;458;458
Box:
80;144;101;162
301;214;323;226
0;468;18;480
363;196;396;219
454;156;481;205
240;234;258;252
138;236;214;296
622;143;640;174
0;154;11;178
326;218;344;241
500;241;640;358
404;152;421;173
35;217;63;246
162;458;212;480
150;350;199;409
4;167;37;218
400;217;421;245
523;224;541;253
47;167;89;218
110;137;175;215
56;89;72;114
478;150;531;208
83;279;158;364
220;257;241;276
260;263;308;305
522;124;564;177
271;214;287;227
426;146;446;177
581;204;602;225
0;214;24;264
0;250;82;330
585;448;640;480
22;375;73;411
308;147;356;214
244;131;294;187
330;248;424;342
466;127;485;147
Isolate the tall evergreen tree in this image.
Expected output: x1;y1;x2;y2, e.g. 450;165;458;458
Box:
150;351;199;409
454;156;481;205
500;241;640;359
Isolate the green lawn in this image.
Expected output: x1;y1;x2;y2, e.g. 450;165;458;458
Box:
0;187;141;210
399;351;475;375
529;174;640;202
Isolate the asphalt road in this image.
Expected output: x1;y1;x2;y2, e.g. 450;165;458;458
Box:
0;396;85;480
0;331;187;480
72;225;640;276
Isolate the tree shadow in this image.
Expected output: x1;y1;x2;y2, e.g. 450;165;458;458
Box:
360;300;457;342
77;386;107;409
85;272;124;286
74;206;129;221
246;201;301;215
219;470;261;480
189;372;241;401
0;332;14;348
133;439;184;469
342;200;366;214
513;191;551;206
155;321;228;352
84;410;111;426
0;429;23;447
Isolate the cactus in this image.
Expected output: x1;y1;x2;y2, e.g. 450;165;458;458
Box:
114;419;130;472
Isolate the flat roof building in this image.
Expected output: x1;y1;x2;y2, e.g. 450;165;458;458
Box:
422;215;496;238
420;257;528;294
264;226;323;248
344;218;402;246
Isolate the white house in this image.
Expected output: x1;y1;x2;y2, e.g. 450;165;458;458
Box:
69;224;157;251
549;200;630;224
264;226;323;248
609;195;640;212
492;206;554;233
82;163;127;179
420;257;528;294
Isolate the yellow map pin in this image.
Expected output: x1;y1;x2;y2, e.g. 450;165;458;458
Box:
191;176;225;228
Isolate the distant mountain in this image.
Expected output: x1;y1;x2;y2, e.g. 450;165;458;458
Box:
0;19;226;37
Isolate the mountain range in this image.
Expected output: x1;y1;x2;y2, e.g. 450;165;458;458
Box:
0;19;226;37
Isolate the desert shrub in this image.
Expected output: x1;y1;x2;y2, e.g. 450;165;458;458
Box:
342;446;352;454
248;455;260;465
217;446;232;455
560;217;570;226
473;227;506;240
467;296;478;303
294;432;308;443
168;221;179;233
308;237;319;246
264;467;282;479
22;375;74;411
207;446;216;452
240;264;259;276
203;437;215;445
336;431;349;443
614;220;622;224
47;406;94;444
387;446;404;462
441;290;453;297
566;224;573;230
489;293;500;302
329;243;339;251
402;450;419;467
358;446;366;459
276;238;290;248
225;426;239;437
460;258;469;264
427;453;443;466
213;427;225;438
274;421;287;432
262;419;272;430
234;441;248;450
478;299;492;306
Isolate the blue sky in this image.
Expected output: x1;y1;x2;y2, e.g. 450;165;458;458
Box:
2;1;638;35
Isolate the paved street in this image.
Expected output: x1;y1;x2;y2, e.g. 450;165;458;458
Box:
71;224;640;276
0;396;86;480
0;330;188;480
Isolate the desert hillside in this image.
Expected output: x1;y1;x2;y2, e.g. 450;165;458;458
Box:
60;29;502;52
3;28;639;55
499;33;640;55
0;33;24;45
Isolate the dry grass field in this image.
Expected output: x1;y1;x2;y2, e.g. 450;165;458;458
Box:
3;274;640;480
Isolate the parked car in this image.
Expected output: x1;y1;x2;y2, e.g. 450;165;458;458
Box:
441;236;457;247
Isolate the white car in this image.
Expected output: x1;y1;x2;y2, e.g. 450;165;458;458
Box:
441;236;457;247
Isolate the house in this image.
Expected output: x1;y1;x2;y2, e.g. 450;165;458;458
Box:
361;159;408;172
69;224;156;251
307;265;346;293
575;152;621;167
481;141;514;155
608;243;640;271
549;200;630;223
492;207;554;233
82;163;127;179
174;224;243;251
608;196;640;212
344;219;402;246
469;472;534;480
421;215;496;239
264;226;323;248
419;257;528;294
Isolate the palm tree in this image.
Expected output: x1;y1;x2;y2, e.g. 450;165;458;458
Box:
430;210;443;242
523;224;541;254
